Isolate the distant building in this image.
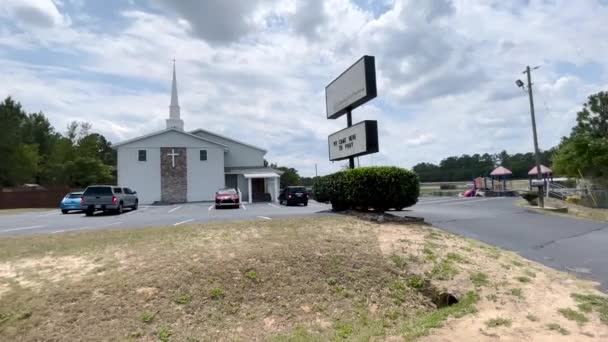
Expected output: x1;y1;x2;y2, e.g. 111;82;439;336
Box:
113;63;281;204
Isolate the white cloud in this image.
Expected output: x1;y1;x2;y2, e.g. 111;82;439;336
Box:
1;0;65;28
0;0;607;177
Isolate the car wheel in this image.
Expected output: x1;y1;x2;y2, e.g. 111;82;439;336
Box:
304;202;308;206
85;209;94;216
61;209;68;214
116;203;123;215
133;200;138;210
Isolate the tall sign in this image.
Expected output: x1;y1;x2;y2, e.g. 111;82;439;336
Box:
325;56;377;119
325;56;379;168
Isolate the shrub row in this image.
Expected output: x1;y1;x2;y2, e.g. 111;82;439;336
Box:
313;166;420;212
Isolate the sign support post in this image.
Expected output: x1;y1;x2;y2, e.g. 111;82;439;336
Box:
346;110;355;169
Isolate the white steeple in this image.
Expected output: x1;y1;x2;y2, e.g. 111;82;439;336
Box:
166;60;184;131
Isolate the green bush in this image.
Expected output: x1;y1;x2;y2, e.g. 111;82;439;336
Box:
313;166;420;212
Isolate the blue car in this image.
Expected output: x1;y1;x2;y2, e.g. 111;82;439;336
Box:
60;192;84;214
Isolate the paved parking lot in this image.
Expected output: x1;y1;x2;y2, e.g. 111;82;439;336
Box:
0;201;332;236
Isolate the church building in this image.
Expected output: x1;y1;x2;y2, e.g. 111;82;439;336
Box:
113;64;282;204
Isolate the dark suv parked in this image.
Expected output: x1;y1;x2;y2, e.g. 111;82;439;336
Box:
279;186;308;206
81;185;138;216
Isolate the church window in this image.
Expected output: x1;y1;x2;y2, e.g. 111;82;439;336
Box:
138;150;147;161
200;150;207;161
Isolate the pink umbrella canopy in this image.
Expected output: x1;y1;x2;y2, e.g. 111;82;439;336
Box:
528;165;552;176
490;166;513;177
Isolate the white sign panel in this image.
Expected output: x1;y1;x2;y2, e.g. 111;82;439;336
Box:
328;121;378;161
325;56;377;119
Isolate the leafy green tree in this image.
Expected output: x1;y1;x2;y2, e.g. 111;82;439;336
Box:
554;91;608;182
0;97;28;185
11;144;40;184
277;167;302;188
65;157;113;188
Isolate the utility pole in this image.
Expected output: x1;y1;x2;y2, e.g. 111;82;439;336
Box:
524;65;545;208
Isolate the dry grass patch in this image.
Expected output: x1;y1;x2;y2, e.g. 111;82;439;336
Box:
0;216;607;341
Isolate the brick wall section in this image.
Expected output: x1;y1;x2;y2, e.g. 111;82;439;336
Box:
160;147;187;203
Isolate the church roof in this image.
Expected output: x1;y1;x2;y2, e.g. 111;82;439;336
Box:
112;128;229;149
190;128;267;152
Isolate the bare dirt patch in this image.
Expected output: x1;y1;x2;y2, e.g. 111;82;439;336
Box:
375;222;608;341
0;216;606;341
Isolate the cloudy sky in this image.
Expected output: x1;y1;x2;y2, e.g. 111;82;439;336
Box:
1;0;607;176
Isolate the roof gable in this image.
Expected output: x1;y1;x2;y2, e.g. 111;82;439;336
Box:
113;128;229;149
189;128;266;153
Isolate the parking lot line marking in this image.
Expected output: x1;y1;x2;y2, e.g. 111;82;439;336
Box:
267;203;280;209
257;216;272;220
168;206;182;213
208;205;214;211
241;204;247;210
173;219;194;226
1;225;45;232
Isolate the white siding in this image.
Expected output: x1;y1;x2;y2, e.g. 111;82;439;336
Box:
117;148;161;204
116;130;228;204
191;130;265;167
187;147;225;202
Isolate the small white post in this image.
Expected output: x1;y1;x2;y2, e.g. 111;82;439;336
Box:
248;177;252;204
274;177;279;203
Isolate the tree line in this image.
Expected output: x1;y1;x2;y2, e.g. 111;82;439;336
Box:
0;97;115;188
412;150;555;182
413;90;608;185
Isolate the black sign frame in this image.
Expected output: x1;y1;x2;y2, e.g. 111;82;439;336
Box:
325;55;377;120
328;120;379;161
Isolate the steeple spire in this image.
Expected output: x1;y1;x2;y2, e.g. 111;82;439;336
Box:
166;59;184;130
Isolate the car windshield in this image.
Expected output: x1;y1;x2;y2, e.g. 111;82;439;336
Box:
217;189;237;195
67;194;82;199
288;187;306;193
84;187;112;195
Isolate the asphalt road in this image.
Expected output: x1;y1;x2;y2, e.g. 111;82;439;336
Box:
405;196;608;292
1;196;607;291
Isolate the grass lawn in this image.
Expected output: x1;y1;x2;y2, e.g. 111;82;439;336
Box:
0;208;53;216
0;216;607;341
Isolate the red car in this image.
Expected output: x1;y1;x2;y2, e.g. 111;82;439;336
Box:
215;188;240;209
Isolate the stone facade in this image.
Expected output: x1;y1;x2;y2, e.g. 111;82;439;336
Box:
160;147;187;203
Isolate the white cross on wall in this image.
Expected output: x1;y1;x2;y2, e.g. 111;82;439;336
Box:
167;149;179;168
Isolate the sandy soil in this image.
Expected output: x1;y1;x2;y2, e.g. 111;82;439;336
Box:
376;224;608;341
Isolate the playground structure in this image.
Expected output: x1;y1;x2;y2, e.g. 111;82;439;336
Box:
464;166;519;197
528;164;553;189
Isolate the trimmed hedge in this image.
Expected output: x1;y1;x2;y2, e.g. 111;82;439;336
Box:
313;166;420;212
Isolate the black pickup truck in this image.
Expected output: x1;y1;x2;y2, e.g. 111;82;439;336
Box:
81;185;138;216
